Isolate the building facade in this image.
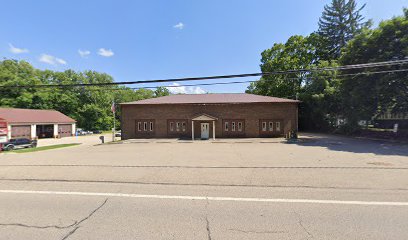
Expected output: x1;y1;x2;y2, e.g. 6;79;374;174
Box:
0;108;76;139
121;93;299;140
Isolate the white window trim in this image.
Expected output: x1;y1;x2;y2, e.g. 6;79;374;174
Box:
176;122;180;132
182;122;186;132
276;122;281;132
269;122;273;131
238;122;242;131
262;122;267;131
144;122;147;131
232;122;236;131
224;122;229;131
170;122;174;132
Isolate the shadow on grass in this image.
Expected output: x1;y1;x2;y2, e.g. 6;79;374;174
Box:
291;133;408;157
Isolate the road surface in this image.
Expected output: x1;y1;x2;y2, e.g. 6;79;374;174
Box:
0;133;407;239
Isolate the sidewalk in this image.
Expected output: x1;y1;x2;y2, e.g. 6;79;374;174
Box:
118;137;287;144
37;134;116;147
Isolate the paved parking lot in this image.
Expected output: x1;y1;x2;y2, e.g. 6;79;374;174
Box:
35;133;115;147
0;133;407;239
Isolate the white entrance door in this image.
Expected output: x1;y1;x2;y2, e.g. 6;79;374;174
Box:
201;123;209;139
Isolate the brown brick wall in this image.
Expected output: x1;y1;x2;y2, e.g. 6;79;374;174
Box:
121;103;298;139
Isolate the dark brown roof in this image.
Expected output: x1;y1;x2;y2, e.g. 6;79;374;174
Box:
121;93;299;105
0;108;76;124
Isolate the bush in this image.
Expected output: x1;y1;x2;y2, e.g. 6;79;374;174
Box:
335;123;361;135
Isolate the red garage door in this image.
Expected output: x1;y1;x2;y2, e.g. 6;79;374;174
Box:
58;124;72;137
11;125;31;139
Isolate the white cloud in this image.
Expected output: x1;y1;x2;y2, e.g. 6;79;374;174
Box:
98;48;114;57
166;82;206;94
39;54;67;65
173;22;184;30
9;43;29;54
78;49;91;58
55;58;67;65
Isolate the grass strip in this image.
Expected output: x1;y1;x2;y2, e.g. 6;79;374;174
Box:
13;143;81;153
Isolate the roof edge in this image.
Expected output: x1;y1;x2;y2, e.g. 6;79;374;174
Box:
120;101;300;105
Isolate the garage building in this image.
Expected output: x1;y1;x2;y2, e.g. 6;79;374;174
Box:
0;108;76;139
121;93;299;140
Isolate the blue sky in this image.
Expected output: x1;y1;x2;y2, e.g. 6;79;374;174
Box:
1;0;406;93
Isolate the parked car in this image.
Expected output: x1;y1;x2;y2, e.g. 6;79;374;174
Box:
2;138;37;151
93;130;102;134
115;130;121;137
76;128;85;136
76;129;90;136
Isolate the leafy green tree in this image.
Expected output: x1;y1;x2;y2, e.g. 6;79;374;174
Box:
318;0;369;60
246;35;344;131
0;60;157;131
340;8;408;128
299;61;341;130
246;35;317;99
154;86;170;97
0;60;44;108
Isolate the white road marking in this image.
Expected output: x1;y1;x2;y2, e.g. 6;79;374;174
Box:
0;189;407;206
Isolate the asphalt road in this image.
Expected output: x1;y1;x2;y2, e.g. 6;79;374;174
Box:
0;133;407;239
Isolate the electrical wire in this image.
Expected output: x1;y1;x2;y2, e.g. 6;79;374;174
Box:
5;67;405;93
129;68;408;91
0;59;407;89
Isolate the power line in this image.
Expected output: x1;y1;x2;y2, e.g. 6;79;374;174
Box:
128;68;408;91
75;68;408;91
3;67;406;93
0;59;407;89
12;67;406;93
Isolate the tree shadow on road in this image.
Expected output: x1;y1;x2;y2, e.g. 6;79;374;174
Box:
291;133;408;157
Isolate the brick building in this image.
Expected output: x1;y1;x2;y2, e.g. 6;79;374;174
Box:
0;108;76;139
121;93;299;140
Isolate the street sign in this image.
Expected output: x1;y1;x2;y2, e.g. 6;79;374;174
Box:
0;136;7;143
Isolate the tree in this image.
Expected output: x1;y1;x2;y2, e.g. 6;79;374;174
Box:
299;61;341;131
0;59;157;130
246;35;317;99
318;0;368;60
246;35;344;131
339;8;408;128
154;86;170;97
0;60;44;108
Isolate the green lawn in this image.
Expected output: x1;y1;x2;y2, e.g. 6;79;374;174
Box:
11;143;81;153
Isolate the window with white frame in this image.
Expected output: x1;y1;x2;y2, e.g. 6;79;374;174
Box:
276;122;281;131
136;120;154;133
262;122;267;131
269;122;273;131
168;120;187;133
224;120;244;133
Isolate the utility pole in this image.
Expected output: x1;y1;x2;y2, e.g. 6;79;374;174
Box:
112;101;116;142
